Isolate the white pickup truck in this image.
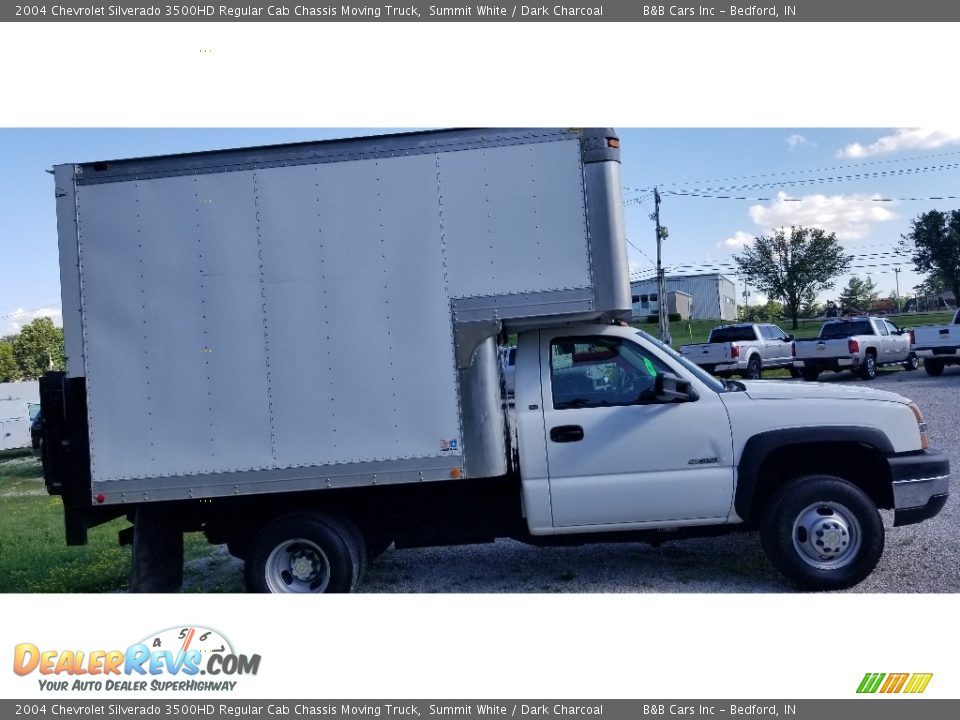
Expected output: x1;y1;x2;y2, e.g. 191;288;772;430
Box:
793;317;918;381
680;323;797;379
912;309;960;376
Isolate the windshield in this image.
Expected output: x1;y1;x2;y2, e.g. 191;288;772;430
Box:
820;320;873;339
634;330;727;393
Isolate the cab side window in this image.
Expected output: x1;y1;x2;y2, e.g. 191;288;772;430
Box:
550;337;669;410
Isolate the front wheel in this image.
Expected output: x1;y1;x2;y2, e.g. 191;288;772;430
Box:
925;359;945;377
788;367;802;379
760;475;884;591
245;512;366;593
903;353;919;371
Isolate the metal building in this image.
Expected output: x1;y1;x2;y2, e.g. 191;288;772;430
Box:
631;273;738;321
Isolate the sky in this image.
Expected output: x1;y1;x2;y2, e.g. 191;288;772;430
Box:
2;126;959;335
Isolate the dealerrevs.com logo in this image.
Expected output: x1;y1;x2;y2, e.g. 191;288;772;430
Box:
13;626;261;693
857;673;933;694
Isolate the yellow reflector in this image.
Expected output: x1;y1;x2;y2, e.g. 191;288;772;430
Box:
450;468;462;479
607;138;620;148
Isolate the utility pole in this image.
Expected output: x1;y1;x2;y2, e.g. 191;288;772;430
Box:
652;187;671;345
893;267;902;313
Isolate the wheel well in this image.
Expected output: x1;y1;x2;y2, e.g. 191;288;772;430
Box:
747;442;893;522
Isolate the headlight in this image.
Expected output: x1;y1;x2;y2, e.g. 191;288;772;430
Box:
908;402;929;450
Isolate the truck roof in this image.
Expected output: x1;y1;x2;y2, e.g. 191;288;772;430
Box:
62;128;619;185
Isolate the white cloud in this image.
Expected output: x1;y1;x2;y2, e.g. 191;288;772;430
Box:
717;230;754;250
747;192;897;241
3;306;63;337
838;128;960;158
785;133;814;150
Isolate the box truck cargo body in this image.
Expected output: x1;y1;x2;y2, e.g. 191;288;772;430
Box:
41;129;948;593
50;128;628;503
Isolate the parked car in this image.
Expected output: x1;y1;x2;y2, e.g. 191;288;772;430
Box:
500;346;517;397
28;403;42;451
680;323;797;380
912;308;960;376
793;317;917;381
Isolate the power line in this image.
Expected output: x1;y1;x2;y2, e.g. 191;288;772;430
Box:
660;189;960;202
657;147;960;188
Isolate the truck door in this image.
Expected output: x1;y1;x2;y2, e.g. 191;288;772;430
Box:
541;333;734;529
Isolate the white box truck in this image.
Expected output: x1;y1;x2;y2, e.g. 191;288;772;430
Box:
40;129;949;593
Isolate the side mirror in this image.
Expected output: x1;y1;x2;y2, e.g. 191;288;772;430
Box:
654;372;696;403
785;334;795;341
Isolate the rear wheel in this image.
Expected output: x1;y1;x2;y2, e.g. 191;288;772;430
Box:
760;475;883;591
245;512;366;593
741;355;763;380
903;353;919;371
925;359;945;376
859;352;877;380
801;369;820;382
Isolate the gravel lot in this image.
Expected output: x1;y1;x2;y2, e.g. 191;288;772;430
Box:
187;364;959;593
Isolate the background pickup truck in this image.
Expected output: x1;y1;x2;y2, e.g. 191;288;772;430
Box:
912;308;960;376
793;316;918;381
680;323;797;380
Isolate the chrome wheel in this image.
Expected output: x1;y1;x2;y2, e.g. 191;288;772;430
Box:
265;538;331;593
791;502;862;570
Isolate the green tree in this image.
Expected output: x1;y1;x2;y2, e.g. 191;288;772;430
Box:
11;317;65;379
744;299;784;323
0;341;18;382
901;209;960;305
800;292;824;318
839;275;880;313
733;226;851;329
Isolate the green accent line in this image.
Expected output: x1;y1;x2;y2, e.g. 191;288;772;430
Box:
857;673;885;693
868;673;886;693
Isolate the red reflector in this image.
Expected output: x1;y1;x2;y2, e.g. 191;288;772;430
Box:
730;345;740;358
848;339;860;354
606;137;620;148
95;494;106;504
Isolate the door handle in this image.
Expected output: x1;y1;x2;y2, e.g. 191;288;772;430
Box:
550;425;584;443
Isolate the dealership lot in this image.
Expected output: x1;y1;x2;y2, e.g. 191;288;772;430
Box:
350;367;960;593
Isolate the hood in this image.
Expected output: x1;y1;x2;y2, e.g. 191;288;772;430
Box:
739;380;911;404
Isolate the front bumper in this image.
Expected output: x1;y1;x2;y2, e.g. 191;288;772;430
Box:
888;449;950;527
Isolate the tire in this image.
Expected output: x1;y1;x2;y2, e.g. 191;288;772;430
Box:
788;367;802;379
903;353;919;371
801;369;820;382
925;359;945;377
760;475;884;591
741;355;762;380
859;352;877;380
244;512;365;593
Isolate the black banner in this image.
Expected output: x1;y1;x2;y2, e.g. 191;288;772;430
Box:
4;1;960;22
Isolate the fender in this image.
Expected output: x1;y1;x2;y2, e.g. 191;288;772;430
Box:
735;426;894;520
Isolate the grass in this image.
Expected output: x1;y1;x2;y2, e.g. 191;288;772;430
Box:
0;455;212;593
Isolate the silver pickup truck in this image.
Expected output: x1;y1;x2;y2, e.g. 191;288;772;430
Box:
680;323;797;380
912;309;960;376
793;317;918;381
